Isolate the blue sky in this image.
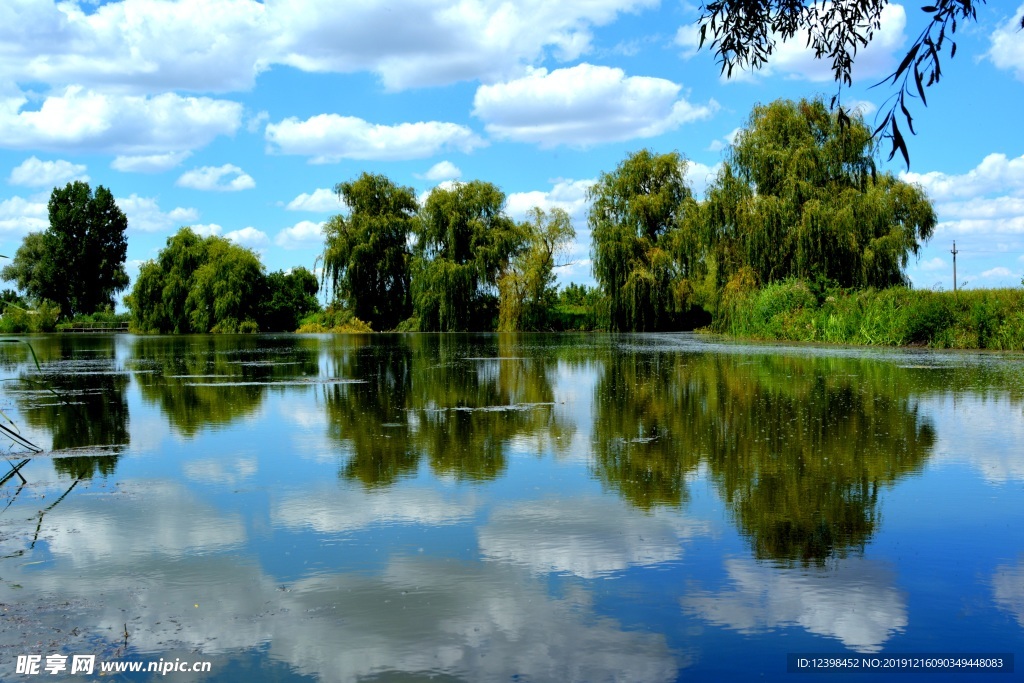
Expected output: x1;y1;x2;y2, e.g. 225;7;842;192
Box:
1;0;1022;304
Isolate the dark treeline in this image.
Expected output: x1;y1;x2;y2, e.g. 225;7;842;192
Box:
3;97;948;336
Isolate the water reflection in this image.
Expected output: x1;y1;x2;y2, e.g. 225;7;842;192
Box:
593;350;936;565
992;556;1024;629
130;335;321;436
320;335;575;486
682;556;907;653
478;496;708;578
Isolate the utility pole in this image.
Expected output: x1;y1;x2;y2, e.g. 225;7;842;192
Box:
951;241;958;292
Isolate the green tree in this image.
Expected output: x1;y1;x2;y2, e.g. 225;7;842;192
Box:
260;267;321;332
414;181;525;331
498;207;575;331
696;1;1024;166
682;98;936;312
589;150;694;331
126;227;266;333
322;173;418;331
1;182;129;318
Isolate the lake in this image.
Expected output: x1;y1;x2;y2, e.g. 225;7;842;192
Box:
1;333;1021;682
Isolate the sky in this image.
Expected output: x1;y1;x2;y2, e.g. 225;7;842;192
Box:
1;0;1023;306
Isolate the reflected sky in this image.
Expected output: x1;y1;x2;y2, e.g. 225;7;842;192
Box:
1;334;1022;681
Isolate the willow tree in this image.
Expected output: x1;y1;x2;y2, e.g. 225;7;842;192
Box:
684;98;936;307
414;181;524;331
589;149;694;331
322;173;417;331
498;207;575;331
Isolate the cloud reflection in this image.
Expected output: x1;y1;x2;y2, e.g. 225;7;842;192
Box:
683;557;907;653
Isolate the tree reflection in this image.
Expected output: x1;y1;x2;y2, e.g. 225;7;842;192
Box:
14;338;128;479
320;334;575;486
593;349;935;565
131;335;320;436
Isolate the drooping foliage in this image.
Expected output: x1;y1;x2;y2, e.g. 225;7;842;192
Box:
498;207;575;331
681;98;936;314
589;149;694;331
322;173;418;331
414;181;525;331
1;182;129;318
261;267;321;333
127;228;266;333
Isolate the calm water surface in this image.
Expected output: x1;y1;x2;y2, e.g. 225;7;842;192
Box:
1;333;1022;682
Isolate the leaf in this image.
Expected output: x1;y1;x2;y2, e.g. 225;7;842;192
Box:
891;43;921;83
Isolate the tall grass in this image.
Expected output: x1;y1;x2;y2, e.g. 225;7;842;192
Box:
722;280;1024;350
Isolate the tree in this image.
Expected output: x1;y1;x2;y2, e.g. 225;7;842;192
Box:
1;181;129;318
322;173;418;331
696;1;1024;166
260;267;321;332
589;149;694;331
498;207;575;331
682;98;936;303
414;180;525;331
126;227;266;333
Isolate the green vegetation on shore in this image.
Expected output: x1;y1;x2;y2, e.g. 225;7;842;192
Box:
723;281;1024;351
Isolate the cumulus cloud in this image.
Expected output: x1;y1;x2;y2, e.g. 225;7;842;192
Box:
225;226;270;247
506;178;594;223
901;153;1024;237
0;86;243;155
275;220;324;249
418;160;462;182
191;223;223;237
0;193;49;234
117;194;200;233
987;4;1024;80
0;0;663;97
8;156;89;187
176;164;256;191
473;64;717;147
265;115;485;163
111;151;192;174
286;188;345;212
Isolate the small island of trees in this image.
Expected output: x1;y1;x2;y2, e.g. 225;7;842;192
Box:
3;97;1023;349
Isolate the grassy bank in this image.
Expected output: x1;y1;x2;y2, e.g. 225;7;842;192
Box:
722;280;1024;350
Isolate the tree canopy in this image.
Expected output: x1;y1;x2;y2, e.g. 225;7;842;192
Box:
322;173;418;331
589;149;694;331
696;1;1024;165
681;98;935;308
1;181;129;318
414;181;524;331
498;207;575;332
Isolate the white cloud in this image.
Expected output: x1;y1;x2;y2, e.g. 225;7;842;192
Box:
473;63;718;147
225;226;270;248
506;178;595;223
981;266;1014;279
901;153;1024;238
286;188;344;212
674;23;700;59
8;156;89;187
920;257;946;272
686;160;721;199
265;115;485;163
0;86;243;155
117;194;200;233
0;193;49;234
993;557;1024;628
191;223;223;237
419;160;462;182
0;0;661;95
988;4;1024;80
902;153;1024;202
275;220;324;249
176;164;256;192
111;151;192;173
